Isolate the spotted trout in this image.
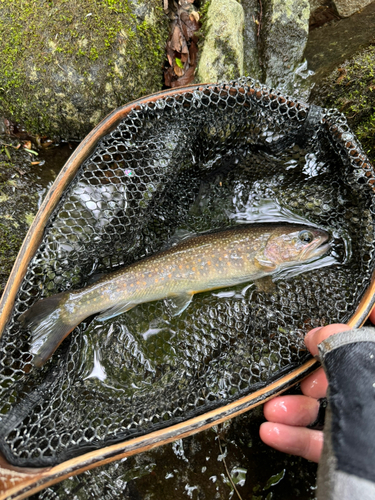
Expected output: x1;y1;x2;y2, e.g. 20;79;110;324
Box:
20;224;330;367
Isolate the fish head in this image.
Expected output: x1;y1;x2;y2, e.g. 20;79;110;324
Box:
263;226;330;267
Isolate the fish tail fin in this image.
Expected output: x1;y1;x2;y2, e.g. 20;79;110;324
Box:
19;292;79;367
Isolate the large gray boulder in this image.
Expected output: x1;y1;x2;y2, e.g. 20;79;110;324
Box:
197;0;311;91
261;0;310;89
242;0;262;81
197;0;245;82
0;1;169;141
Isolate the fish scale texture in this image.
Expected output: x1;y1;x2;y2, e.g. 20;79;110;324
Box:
0;77;374;468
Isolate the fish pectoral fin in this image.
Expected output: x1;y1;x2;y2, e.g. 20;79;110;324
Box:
254;276;275;293
164;292;194;316
254;256;277;272
96;301;137;321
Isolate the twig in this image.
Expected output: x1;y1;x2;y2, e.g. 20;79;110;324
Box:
217;433;243;500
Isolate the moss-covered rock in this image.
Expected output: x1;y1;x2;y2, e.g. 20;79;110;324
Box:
0;1;169;140
310;46;375;164
196;0;244;83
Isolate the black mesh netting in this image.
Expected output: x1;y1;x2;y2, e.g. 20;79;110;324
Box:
0;78;374;468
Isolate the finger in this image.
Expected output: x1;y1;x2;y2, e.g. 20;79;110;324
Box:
263;395;319;427
259;422;323;463
300;367;328;399
305;323;351;356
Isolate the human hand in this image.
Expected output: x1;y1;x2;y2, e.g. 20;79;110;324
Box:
259;323;354;462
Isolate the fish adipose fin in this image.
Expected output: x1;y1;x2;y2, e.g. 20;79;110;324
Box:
19;292;78;368
96;301;137;321
164;292;193;316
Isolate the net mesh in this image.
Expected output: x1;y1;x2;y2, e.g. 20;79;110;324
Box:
0;78;374;467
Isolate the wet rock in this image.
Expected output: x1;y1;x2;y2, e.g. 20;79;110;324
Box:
304;1;375;78
261;0;310;89
309;1;341;30
242;0;262;81
197;0;245;82
310;45;375;164
0;1;169;141
333;0;374;17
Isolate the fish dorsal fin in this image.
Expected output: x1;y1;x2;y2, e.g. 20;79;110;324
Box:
87;273;107;285
254;256;277;272
96;301;137;321
164;292;194;316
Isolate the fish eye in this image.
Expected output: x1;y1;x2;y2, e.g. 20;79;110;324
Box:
298;230;314;243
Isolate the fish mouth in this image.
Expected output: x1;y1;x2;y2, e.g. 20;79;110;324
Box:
301;235;331;261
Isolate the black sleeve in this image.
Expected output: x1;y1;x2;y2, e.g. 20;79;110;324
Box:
317;327;375;500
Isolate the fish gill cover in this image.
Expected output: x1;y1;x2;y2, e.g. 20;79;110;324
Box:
0;77;374;467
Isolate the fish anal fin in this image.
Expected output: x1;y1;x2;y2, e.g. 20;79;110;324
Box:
96;302;137;321
254;256;277;272
164;292;194;316
254;276;275;293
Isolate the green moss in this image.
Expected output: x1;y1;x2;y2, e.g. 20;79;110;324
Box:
0;0;169;139
311;46;375;163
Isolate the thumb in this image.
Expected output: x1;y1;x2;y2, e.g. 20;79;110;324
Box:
304;324;351;356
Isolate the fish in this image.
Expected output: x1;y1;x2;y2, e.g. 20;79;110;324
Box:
19;224;330;367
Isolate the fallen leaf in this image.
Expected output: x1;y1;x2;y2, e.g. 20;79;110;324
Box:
171;65;195;87
190;11;199;23
174;64;185;77
189;39;198;66
169;24;184;52
164;0;200;88
180;11;199;39
23;140;32;149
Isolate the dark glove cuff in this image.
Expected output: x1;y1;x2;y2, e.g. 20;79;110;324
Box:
318;327;375;484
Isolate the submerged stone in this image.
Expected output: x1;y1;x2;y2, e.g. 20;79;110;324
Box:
0;1;169;141
197;0;245;82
